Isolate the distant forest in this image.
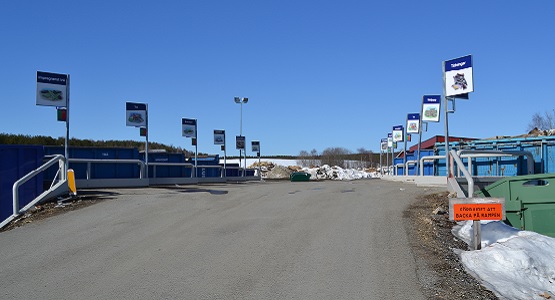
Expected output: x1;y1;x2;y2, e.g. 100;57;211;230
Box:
0;133;300;159
0;133;194;155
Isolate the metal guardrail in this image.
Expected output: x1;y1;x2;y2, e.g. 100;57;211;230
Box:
450;150;474;197
68;158;145;179
0;155;67;230
68;158;255;180
456;149;534;176
420;155;445;176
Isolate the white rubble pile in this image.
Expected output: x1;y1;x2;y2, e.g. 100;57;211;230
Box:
253;161;379;180
302;164;379;180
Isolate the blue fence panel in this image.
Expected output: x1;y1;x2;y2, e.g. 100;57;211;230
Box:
0;145;44;222
44;147;139;179
93;148;117;179
144;152;187;178
435;136;555;176
394;150;437;175
115;148;140;178
225;164;240;177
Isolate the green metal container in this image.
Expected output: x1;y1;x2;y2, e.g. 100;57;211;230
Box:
476;173;555;237
290;172;311;182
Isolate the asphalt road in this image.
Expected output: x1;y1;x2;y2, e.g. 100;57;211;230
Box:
1;179;437;299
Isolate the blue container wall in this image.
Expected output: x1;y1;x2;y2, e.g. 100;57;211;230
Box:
436;136;555;176
545;142;555;173
225;164;240;177
44;147;140;179
195;166;221;178
143;152;189;178
1;145;44;222
394;150;436;175
189;156;221;178
188;155;220;166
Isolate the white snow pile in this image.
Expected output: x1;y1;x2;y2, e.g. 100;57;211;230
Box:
301;164;379;180
253;160;379;180
453;220;555;299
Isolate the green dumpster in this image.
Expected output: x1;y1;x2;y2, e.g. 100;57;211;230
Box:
476;173;555;237
290;172;311;182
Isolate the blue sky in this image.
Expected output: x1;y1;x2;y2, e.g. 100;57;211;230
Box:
2;1;554;156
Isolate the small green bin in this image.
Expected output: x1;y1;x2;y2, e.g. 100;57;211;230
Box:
290;172;311;182
476;173;555;237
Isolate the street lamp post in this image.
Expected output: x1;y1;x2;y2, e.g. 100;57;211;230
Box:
234;97;248;176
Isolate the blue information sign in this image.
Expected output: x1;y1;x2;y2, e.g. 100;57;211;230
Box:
444;55;474;96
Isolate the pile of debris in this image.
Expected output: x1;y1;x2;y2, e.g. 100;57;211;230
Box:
250;161;379;180
486;127;555;140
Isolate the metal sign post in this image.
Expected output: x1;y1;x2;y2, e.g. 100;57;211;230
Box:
236;136;246;176
182;118;197;177
37;71;70;171
380;138;387;176
214;130;226;177
443;55;474;177
387;133;392;175
252;140;260;178
407;113;420;176
392;126;404;175
126;102;149;177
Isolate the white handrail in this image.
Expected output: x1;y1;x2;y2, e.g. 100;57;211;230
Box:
456;149;534;176
69;158;145;179
450;150;474;197
1;155;67;230
404;160;418;176
420;155;445;176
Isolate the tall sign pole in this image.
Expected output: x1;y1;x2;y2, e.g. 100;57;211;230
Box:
392;125;404;175
37;71;69;171
406;113;420;175
252;140;260;178
443;55;474;177
126;102;148;177
182;118;197;177
387;133;393;175
214;130;226;177
420;95;441;175
380;138;387;176
236;136;246;176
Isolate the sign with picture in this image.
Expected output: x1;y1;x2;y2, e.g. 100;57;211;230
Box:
387;133;393;148
392;125;404;142
444;55;474;97
236;136;245;150
406;113;420;133
125;102;147;127
37;71;68;107
380;138;388;152
214;129;225;145
422;95;441;123
182;118;197;138
252;140;260;152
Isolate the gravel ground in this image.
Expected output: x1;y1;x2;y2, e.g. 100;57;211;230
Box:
404;191;498;299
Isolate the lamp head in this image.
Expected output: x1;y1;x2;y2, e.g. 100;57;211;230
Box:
242;97;248;103
234;97;241;103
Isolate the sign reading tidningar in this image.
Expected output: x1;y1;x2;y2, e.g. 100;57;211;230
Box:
449;198;506;221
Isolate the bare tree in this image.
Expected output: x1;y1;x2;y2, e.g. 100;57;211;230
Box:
296;150;310;167
356;147;374;169
528;109;555;131
321;147;351;168
309;148;320;167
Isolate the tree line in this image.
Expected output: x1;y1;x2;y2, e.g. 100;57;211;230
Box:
0;133;195;156
297;147;379;169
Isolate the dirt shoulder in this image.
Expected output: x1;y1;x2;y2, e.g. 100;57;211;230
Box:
404;191;498;299
1;191;118;232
